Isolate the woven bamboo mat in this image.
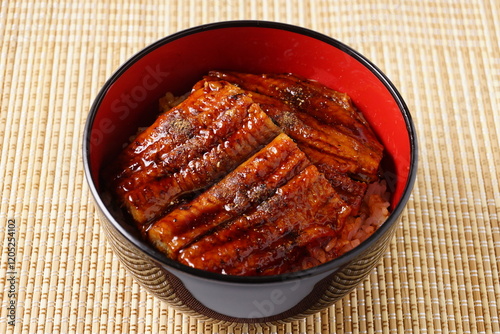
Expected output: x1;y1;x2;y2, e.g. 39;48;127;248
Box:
1;0;499;333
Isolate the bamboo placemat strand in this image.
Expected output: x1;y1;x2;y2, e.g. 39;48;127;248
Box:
1;0;499;333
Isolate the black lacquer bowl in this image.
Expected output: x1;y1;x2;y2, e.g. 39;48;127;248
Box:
83;21;418;324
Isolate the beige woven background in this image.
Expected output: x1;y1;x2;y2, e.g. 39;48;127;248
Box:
1;0;499;333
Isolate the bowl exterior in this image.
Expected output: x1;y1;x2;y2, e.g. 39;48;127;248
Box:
96;201;401;324
83;21;418;324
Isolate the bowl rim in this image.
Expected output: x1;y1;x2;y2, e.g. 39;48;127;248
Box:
83;20;418;284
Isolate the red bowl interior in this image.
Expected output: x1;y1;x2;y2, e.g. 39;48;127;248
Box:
87;22;414;213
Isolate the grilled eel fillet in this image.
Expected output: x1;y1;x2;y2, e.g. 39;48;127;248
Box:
148;134;351;275
105;80;281;229
106;73;384;275
195;71;384;214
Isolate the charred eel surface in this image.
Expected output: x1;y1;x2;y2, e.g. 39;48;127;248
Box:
178;164;351;275
147;133;326;262
106;80;281;229
105;73;385;276
197;72;384;214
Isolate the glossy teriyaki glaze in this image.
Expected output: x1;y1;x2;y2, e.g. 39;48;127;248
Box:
105;72;387;276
